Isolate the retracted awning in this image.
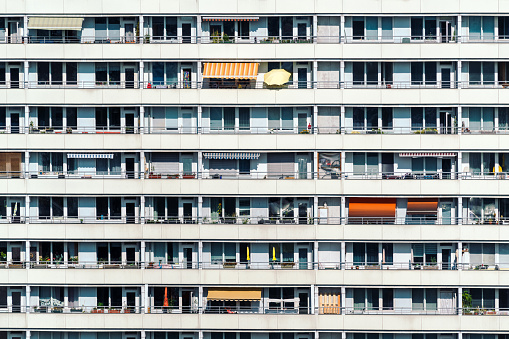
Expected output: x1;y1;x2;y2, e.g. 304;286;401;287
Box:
399;152;456;157
207;289;262;301
407;198;438;214
204;152;260;160
349;198;397;218
203;17;259;21
202;63;259;80
67;153;114;159
28;17;84;31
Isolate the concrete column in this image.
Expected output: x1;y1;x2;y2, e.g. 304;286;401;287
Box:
310;284;315;314
198;286;203;313
139;61;144;88
313;151;318;179
63;242;68;265
25;241;30;269
25;195;30;224
340;15;345;42
341;241;346;269
313;105;318;134
313;60;318;89
457;152;463;180
197;106;202;133
23;16;28;42
313;15;318;42
24;151;29;179
141;241;146;269
197;61;202;87
198;331;204;339
24;105;29;134
139;106;145;134
458;197;463;225
457;106;462;135
139;16;144;43
24;61;29;89
457;241;463;270
64;286;69;311
140;151;145;179
340;106;345;133
457;60;462;89
341;287;346;313
313;196;318;225
198;196;203;223
140;195;145;223
340;197;346;225
340;61;345;88
457;15;462;43
141;331;146;339
144;284;149;313
198;241;203;269
26;286;30;312
197;16;202;43
458;287;463;315
313;241;318;269
26;331;31;339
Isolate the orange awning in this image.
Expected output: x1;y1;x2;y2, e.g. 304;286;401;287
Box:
203;17;259;21
349;198;396;218
207;288;262;301
202;63;259;80
407;198;438;214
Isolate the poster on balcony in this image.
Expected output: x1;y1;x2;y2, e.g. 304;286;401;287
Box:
318;153;341;179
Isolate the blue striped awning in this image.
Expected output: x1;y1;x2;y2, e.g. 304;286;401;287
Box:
67;153;114;159
204;152;260;160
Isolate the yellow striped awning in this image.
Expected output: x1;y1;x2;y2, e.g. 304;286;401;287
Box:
28;17;84;30
207;288;262;301
202;63;259;80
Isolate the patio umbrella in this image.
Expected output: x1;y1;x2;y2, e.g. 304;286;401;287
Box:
247;246;250;261
264;69;291;86
163;287;169;307
272;246;276;261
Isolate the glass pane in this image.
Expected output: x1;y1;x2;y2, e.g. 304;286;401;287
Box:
366;153;378;174
268;107;280;130
366;108;378;129
239;108;250;130
411;108;423;130
424;107;436;128
366;62;378;85
411;62;423;85
166;62;178;86
282;243;294;262
210;107;222;130
412;158;424;173
353;108;364;130
366;17;378;40
224;243;236;262
483;17;495;40
470;62;482;85
223;108;235;130
483;107;494;131
425;158;437;173
424;62;436;85
211;242;222;263
483;62;495;84
411;17;423;39
153;62;164;86
381;17;393;39
426;289;437;310
353;152;365;174
412;289;424;310
281;107;293;130
469;16;481;40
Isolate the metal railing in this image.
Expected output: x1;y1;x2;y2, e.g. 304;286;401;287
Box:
4;80;509;90
1;216;509;225
3;304;502;315
1;260;509;271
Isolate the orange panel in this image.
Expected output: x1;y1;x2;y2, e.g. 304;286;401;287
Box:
202;63;259;79
407;198;438;213
349;198;396;218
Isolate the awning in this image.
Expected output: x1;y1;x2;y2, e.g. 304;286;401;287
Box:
399;152;456;157
407;198;438;214
28;17;84;31
204;152;260;160
349;198;397;218
203;17;259;21
67;153;114;159
202;63;259;80
207;288;262;301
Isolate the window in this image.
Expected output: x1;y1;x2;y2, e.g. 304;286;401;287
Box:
411;243;437;265
351;107;379;131
209;107;243;131
470;243;495;265
239;107;250;130
96;197;127;220
95;63;121;85
95;107;123;131
239;160;250;175
412;289;437;311
382;107;393;129
381;17;393;40
467;107;494;131
68;197;78;218
411;17;424;40
37;62;63;85
468;16;494;41
239;198;250;216
469;62;495;85
469;288;495;310
468;153;495;176
353;242;379;266
499;17;509;39
36;107;63;130
268;107;293;131
352;62;379;86
411;62;423;85
211;243;236;263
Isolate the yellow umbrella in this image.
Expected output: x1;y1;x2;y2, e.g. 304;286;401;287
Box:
247;246;250;261
272;247;276;261
264;69;291;86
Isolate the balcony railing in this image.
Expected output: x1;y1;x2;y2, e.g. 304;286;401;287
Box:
4;34;509;44
5;304;499;315
1;216;508;225
3;80;509;90
1;260;507;271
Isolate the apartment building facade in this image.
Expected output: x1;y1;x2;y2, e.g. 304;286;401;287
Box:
1;1;509;339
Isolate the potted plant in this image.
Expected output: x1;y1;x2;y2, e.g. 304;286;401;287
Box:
462;290;473;314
